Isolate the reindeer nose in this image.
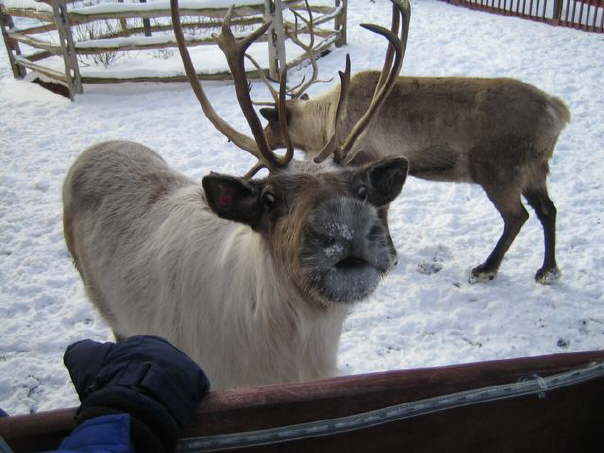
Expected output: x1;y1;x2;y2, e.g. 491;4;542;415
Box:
336;256;368;270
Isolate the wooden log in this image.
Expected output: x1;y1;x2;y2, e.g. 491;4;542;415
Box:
62;1;298;26
13;55;67;82
290;2;336;14
7;31;63;54
79;67;270;84
74;33;269;54
1;7;55;22
85;17;262;40
8;22;57;35
28;50;54;63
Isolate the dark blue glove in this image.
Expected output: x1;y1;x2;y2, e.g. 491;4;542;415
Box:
64;335;209;453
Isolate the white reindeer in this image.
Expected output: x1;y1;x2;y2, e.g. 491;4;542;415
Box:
62;1;411;389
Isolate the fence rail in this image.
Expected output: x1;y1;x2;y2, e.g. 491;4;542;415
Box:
0;0;347;99
444;0;604;32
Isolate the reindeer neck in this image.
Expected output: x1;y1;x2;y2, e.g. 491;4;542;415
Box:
294;91;340;152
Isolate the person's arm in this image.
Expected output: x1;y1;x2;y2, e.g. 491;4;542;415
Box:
61;335;209;453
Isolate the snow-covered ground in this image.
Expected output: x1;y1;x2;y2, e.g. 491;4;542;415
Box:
1;0;603;415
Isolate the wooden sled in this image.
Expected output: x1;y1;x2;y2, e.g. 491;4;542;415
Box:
2;350;603;452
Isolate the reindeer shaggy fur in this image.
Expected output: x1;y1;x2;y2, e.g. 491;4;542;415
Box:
63;141;407;389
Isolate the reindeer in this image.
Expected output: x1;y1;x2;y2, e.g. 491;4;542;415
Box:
260;25;570;284
62;1;411;389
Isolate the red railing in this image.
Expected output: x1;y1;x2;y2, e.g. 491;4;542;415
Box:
444;0;604;32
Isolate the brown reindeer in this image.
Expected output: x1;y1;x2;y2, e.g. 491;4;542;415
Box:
62;1;411;389
259;66;570;284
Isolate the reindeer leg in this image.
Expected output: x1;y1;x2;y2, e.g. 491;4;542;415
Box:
523;187;560;284
470;185;528;283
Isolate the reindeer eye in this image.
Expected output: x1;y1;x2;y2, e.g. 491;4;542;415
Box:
262;191;276;208
357;185;368;201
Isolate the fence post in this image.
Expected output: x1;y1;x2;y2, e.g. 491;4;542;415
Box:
335;0;347;47
140;0;152;36
51;0;83;98
264;0;286;79
0;6;27;79
264;0;285;80
552;0;563;23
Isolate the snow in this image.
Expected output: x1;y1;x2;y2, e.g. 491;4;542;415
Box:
1;0;603;416
1;0;53;13
69;0;268;15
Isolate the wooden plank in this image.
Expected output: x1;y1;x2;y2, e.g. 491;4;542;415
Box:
3;350;603;452
1;7;55;22
73;34;268;54
84;17;263;40
8;22;56;35
28;50;53;62
13;55;67;82
62;1;299;25
79;67;270;84
8;31;63;54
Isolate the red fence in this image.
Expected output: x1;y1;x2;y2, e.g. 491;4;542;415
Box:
444;0;604;32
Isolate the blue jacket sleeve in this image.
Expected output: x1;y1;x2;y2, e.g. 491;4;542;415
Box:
56;414;135;453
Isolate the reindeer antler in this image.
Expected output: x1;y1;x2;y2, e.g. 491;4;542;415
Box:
314;0;410;165
170;0;294;173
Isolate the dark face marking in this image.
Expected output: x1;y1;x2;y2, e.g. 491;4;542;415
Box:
203;157;408;306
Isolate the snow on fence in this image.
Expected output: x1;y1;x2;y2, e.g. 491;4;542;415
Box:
0;0;347;99
443;0;604;33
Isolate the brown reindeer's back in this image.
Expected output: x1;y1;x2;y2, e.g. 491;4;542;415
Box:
345;72;569;184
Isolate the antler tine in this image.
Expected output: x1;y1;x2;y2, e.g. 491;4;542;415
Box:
243;162;267;180
376;1;401;92
340;0;410;164
212;6;289;169
171;0;263;161
244;53;279;104
171;0;289;171
313;54;351;164
285;0;323;99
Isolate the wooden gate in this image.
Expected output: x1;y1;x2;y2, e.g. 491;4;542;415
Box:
0;0;347;99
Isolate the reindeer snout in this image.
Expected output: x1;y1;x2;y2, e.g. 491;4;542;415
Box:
304;198;392;272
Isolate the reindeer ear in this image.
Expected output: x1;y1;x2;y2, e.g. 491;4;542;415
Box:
260;107;279;123
299;93;310;101
260;107;291;125
202;173;263;227
362;157;409;206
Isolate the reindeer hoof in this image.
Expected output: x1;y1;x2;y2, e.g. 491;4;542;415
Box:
535;267;561;285
469;265;497;284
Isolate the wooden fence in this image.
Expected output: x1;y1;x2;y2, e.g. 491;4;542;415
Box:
0;0;347;99
443;0;604;32
2;350;604;452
